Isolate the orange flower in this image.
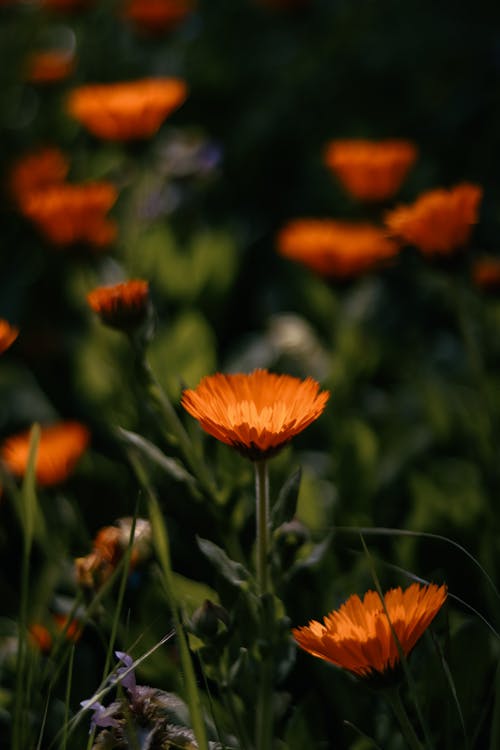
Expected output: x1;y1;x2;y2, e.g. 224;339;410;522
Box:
472;258;500;292
87;279;150;330
122;0;194;34
324;139;418;202
25;49;75;84
20;182;117;248
0;320;18;355
28;623;53;653
1;421;90;486
67;78;187;141
277;219;399;278
181;369;329;460
29;615;82;652
293;583;447;681
385;183;482;255
9;148;69;207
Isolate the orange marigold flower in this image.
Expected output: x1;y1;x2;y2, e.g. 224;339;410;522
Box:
25;49;75;84
20;182;118;248
324;139;418;203
9;148;69;207
0;320;19;355
1;421;90;486
29;623;53;653
122;0;194;34
293;583;447;682
385;183;482;255
87;279;150;331
67;78;187;141
181;369;330;460
277;219;399;278
472;258;500;292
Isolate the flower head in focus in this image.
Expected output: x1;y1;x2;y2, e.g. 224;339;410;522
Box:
20;182;117;248
324;139;418;202
472;257;500;292
67;78;187;141
385;183;482;255
86;280;150;332
9;148;69;207
293;583;447;684
25;49;75;85
1;421;90;486
277;219;399;278
0;320;18;355
122;0;195;35
181;369;329;460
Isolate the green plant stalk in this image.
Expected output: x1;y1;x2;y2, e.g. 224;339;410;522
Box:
129;452;209;750
386;688;424;750
254;459;273;750
62;646;75;750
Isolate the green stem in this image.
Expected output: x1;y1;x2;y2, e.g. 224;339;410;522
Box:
386;688;424;750
254;459;270;597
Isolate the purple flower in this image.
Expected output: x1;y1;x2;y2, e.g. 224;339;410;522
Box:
115;651;137;698
80;700;120;733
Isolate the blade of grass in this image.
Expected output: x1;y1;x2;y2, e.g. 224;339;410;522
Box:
489;660;500;750
62;645;75;750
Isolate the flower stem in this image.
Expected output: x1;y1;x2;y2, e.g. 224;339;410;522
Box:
254;459;270;596
386;687;424;750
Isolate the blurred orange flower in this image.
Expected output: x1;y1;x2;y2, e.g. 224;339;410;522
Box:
28;623;53;653
0;320;19;355
277;218;399;278
324;139;418;203
21;182;118;248
1;421;90;486
87;279;150;330
67;78;187;141
385;183;482;255
122;0;194;34
29;615;82;652
293;583;447;680
10;148;69;207
25;49;75;84
181;369;329;460
471;258;500;292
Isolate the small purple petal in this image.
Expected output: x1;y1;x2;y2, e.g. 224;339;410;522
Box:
115;651;137;696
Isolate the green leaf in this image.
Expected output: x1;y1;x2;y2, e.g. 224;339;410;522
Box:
271;467;302;529
197;537;252;588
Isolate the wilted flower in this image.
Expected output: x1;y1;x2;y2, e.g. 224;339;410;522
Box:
122;0;195;35
181;369;329;460
1;421;90;486
293;583;447;683
25;49;75;84
0;320;18;355
86;280;150;331
20;182;118;248
324;139;418;203
67;78;187;141
277;219;399;278
385;183;482;255
472;257;500;292
9;148;69;207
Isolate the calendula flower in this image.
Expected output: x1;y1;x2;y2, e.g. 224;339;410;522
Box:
472;257;500;292
122;0;194;35
1;421;90;486
181;369;329;460
277;219;399;278
25;49;75;84
385;183;482;255
86;280;150;331
324;139;418;202
9;148;69;207
20;182;117;248
293;583;447;682
0;320;18;355
67;78;187;141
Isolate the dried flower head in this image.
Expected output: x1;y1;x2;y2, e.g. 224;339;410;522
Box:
385;183;482;255
472;257;500;292
181;369;329;460
324;139;418;202
0;320;19;355
293;583;447;683
25;49;75;84
122;0;194;34
9;148;69;207
67;78;187;141
1;421;90;486
86;280;150;331
20;182;117;248
277;219;399;278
